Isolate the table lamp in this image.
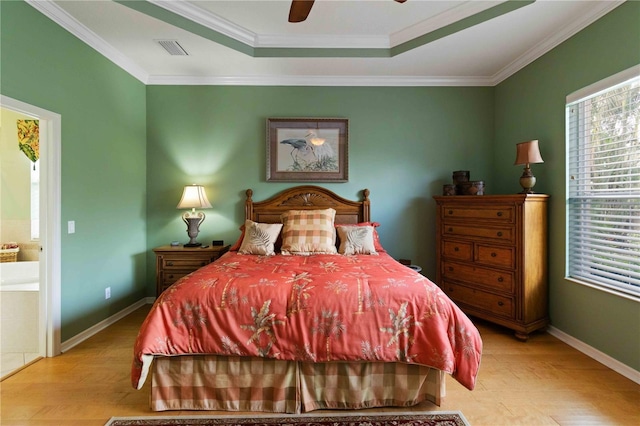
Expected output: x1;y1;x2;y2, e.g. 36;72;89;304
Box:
514;140;544;194
176;184;212;247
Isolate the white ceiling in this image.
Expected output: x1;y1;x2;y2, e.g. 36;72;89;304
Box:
30;0;623;86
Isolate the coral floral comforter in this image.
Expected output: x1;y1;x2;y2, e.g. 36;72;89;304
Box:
132;251;482;390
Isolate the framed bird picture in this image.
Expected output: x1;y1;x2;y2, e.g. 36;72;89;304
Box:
266;118;348;182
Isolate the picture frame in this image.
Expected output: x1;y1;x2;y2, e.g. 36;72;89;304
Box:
266;118;348;182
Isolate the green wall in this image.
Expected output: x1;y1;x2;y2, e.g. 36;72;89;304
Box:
145;85;494;283
0;1;148;340
2;0;637;374
494;1;640;370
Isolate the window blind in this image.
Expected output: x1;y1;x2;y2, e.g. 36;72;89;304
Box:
566;70;640;300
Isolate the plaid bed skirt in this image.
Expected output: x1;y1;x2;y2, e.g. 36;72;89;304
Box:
151;355;445;413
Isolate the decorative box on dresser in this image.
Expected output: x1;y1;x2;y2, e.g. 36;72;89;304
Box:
153;244;230;296
433;194;549;340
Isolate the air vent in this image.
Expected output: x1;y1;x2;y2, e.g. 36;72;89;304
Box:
157;40;189;56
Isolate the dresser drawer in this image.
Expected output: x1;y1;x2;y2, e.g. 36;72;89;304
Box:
441;205;515;223
442;260;514;293
443;224;514;243
475;244;515;269
160;271;192;285
442;281;514;319
442;240;473;261
160;256;211;270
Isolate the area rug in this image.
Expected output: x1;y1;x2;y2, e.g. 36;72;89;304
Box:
104;411;469;426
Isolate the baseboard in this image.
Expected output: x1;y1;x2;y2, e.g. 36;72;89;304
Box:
61;297;155;353
547;326;640;385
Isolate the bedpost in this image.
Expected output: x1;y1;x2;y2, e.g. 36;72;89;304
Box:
362;189;370;222
245;189;254;221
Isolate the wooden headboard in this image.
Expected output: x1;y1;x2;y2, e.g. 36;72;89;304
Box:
245;186;370;225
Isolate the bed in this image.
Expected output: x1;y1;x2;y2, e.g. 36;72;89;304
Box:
132;186;482;413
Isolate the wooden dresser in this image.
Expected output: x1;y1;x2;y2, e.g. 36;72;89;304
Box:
153;244;230;296
433;194;549;340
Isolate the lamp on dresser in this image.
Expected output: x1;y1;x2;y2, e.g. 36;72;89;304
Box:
177;184;212;247
514;140;544;194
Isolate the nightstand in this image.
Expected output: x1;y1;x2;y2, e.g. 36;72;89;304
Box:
153;244;230;296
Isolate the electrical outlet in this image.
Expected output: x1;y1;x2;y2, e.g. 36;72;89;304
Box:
105;287;111;299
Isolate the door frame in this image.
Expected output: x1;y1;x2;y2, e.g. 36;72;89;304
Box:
1;95;61;357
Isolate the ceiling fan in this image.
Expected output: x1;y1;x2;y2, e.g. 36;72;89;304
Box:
289;0;408;23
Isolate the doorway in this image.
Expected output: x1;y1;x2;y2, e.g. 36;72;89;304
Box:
0;96;61;378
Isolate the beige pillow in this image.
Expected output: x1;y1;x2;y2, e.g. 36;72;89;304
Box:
238;220;283;256
336;225;378;255
280;208;337;255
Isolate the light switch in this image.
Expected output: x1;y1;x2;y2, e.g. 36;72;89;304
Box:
68;220;75;234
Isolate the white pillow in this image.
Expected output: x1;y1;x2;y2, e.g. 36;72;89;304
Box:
238;220;283;256
336;225;378;255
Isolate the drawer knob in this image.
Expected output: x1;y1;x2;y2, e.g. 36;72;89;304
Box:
201;261;206;266
448;210;453;215
498;277;504;282
454;247;459;252
497;212;503;217
498;301;504;306
448;287;454;292
497;231;503;237
169;274;174;279
491;252;497;257
448;227;453;232
448;266;454;272
167;261;174;266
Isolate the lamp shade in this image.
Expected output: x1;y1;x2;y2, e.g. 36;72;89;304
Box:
514;140;544;165
176;184;212;210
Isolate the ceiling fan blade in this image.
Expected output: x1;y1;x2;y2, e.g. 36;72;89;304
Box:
289;0;315;23
395;0;407;3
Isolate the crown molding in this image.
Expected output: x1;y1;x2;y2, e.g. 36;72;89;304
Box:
145;1;510;50
390;0;502;46
27;0;626;87
26;0;149;84
146;74;495;87
490;0;625;85
150;0;393;49
257;34;390;49
149;0;257;46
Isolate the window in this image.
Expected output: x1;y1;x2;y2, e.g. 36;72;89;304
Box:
566;66;640;300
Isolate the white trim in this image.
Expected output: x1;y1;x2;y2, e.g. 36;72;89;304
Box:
390;0;503;47
146;74;496;87
152;0;493;50
60;297;154;353
27;0;627;87
547;326;640;385
565;276;640;304
566;64;640;105
492;1;625;86
257;34;390;49
0;95;62;357
25;0;149;84
150;0;257;46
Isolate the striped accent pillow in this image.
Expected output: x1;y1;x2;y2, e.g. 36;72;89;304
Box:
280;208;337;255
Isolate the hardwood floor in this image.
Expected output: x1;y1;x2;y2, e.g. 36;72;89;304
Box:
1;305;638;425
